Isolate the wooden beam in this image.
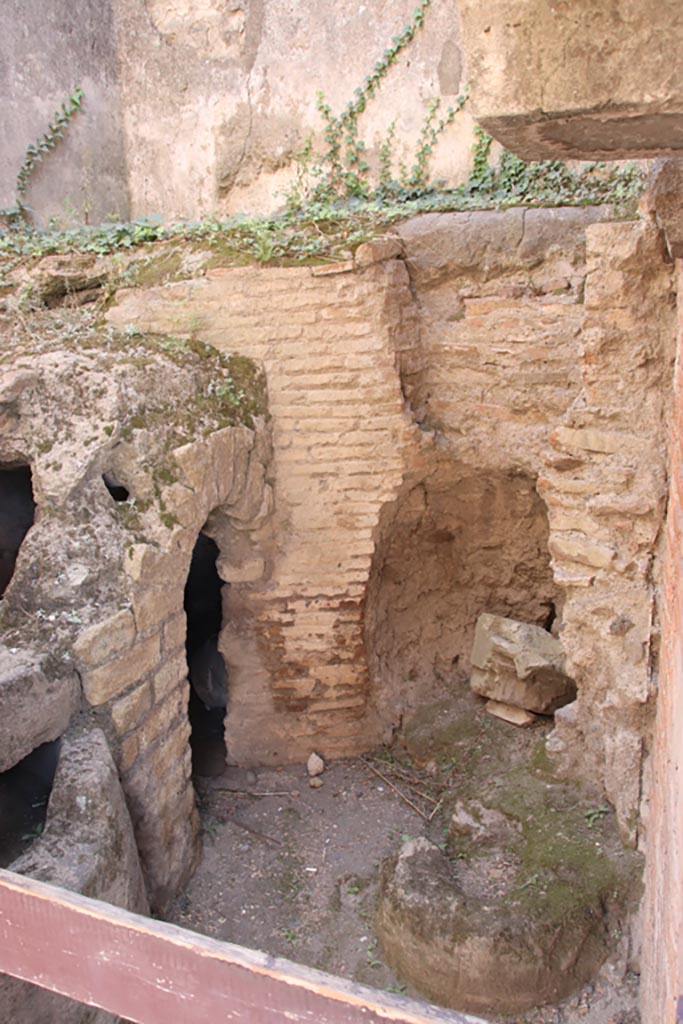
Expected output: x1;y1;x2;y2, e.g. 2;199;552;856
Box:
0;869;488;1024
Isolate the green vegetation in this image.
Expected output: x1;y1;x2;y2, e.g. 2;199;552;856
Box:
0;148;645;276
283;0;466;206
2;86;84;225
0;3;644;274
488;766;642;931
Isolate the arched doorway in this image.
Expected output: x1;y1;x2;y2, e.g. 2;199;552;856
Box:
365;460;560;729
184;531;228;778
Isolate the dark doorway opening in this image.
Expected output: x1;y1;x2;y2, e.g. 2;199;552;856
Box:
0;464;36;598
0;738;61;867
184;532;228;778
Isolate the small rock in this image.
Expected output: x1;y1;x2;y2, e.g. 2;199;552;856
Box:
290;789;300;798
309;777;324;789
307;752;325;777
485;699;538;728
246;769;257;785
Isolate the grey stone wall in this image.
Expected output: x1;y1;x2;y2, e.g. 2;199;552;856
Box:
0;0;129;226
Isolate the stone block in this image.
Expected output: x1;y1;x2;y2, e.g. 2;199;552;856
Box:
137;691;186;749
647;158;683;258
81;635;161;706
0;646;80;771
470;613;576;714
458;0;683;160
153;653;188;703
354;236;403;267
11;727;148;911
549;534;616;570
110;682;153;736
551;426;624;455
162;612;187;653
485;699;537;727
73;609;136;668
119;733;139;773
217;554;265;583
133;587;183;634
1;727;146;1024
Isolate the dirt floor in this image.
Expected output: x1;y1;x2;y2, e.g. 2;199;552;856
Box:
166;695;641;1024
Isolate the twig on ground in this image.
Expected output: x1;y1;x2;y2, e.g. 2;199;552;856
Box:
229;818;282;846
362;758;428;820
428;795;445;822
211;787;294;797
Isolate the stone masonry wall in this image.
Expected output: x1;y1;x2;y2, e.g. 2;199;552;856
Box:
539;219;676;845
107;207;674;865
105;206;672;800
0;337;270;909
641;259;683;1024
71;424;271;906
2;206;669;921
0;727;147;1024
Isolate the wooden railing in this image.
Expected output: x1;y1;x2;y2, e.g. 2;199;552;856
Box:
0;869;488;1024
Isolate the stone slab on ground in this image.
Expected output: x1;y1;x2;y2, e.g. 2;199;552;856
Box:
485;699;537;728
0;726;148;1023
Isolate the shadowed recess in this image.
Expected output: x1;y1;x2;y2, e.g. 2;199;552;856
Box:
184;531;228;777
0;465;35;598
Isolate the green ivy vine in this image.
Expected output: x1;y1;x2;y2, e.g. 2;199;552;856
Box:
285;0;468;207
6;86;84;223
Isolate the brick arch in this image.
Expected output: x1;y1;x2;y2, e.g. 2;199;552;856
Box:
364;456;559;732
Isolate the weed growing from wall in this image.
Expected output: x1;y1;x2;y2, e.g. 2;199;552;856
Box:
0;93;645;273
284;0;468;207
2;87;84;225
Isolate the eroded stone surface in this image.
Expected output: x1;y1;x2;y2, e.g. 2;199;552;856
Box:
0;319;269;907
376;756;642;1017
470;613;575;715
0;726;147;1023
0;647;79;771
458;0;683;159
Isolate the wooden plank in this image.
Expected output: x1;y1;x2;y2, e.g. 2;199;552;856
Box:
0;869;488;1024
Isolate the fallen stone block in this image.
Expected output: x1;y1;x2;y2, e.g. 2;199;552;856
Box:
485;699;538;727
470;613;576;714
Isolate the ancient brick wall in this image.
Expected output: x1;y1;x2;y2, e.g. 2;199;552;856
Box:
107;208;675;881
109;260;419;763
641;259;683;1024
0;206;675;943
72;425;271;905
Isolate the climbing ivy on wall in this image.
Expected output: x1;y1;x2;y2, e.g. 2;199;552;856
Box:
0;4;645;270
3;87;84;225
284;0;468;207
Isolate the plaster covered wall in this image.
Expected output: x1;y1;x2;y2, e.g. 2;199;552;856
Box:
112;0;473;220
0;0;129;225
1;0;475;225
